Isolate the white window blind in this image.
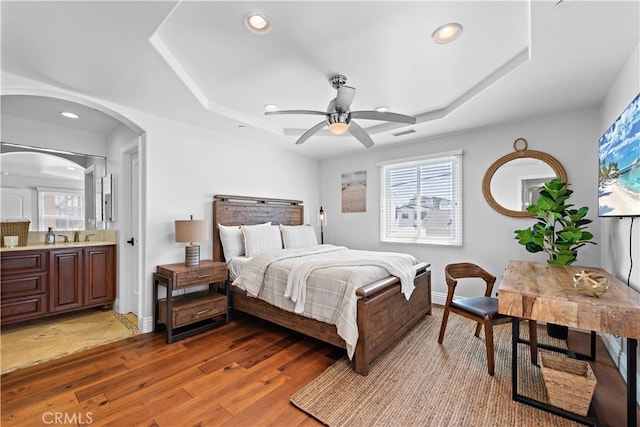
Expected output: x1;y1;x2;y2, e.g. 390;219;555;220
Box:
379;150;462;246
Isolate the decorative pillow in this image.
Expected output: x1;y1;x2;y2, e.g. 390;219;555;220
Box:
279;224;318;249
242;225;282;258
218;222;270;261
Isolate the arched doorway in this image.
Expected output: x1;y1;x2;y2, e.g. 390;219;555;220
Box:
1;91;146;329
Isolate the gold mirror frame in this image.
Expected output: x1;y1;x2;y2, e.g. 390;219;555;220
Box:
482;138;567;218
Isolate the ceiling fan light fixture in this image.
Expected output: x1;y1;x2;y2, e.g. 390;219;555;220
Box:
327;113;350;135
243;12;271;34
432;23;463;44
328;122;349;135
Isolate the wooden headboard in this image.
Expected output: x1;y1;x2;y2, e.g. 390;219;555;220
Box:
212;194;304;262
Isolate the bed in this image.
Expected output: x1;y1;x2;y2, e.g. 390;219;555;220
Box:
212;194;431;375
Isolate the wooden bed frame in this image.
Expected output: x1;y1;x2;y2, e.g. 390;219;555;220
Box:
212;194;432;375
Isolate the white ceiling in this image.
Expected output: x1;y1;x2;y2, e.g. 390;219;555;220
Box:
1;95;124;135
1;151;85;182
1;1;638;160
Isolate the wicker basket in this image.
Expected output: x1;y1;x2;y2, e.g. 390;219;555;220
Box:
540;352;597;416
1;221;30;247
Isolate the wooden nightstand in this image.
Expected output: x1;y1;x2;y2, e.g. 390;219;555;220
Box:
153;260;228;343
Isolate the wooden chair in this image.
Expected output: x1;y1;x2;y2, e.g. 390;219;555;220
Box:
437;262;537;376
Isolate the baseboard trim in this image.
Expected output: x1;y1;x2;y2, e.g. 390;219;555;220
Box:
139;315;154;334
431;291;447;306
601;333;640;405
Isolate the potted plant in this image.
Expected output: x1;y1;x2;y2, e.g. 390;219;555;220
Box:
514;178;596;338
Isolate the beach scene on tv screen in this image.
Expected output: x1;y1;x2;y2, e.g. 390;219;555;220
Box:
598;92;640;216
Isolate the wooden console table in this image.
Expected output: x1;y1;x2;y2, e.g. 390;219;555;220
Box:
498;260;640;427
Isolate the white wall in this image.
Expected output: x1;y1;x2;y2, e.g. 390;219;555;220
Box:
1;114;108;157
138;112;320;327
320;108;602;303
599;42;640;400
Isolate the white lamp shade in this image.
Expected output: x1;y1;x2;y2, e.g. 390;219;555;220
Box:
175;219;209;243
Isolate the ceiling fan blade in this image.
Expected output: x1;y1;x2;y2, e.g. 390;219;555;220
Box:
348;121;374;148
335;86;356;113
265;110;327;116
350;110;416;124
295;121;327;145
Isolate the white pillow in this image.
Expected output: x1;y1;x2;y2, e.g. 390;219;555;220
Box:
242;225;282;258
279;224;318;249
218;222;270;261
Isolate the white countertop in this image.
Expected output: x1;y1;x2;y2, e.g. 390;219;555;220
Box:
1;241;116;252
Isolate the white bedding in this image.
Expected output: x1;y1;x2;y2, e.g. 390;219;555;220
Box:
232;244;420;359
228;256;251;281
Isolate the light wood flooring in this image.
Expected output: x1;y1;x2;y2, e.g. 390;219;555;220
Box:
1;311;636;426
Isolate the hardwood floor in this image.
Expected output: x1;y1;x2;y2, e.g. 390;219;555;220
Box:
1;315;339;426
1;313;636;426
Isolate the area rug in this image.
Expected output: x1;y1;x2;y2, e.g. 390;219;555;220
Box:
1;309;139;375
291;307;579;426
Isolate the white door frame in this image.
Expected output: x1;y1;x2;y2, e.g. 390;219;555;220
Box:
118;137;146;331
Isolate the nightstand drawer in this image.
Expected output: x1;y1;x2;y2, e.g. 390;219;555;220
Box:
174;267;227;288
158;291;226;328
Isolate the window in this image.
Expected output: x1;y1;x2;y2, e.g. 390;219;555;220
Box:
38;188;84;230
379;150;462;246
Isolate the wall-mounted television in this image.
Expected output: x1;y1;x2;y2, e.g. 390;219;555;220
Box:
598;92;640;217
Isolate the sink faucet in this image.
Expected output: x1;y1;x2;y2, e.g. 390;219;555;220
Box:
74;231;80;242
57;235;69;243
85;233;96;242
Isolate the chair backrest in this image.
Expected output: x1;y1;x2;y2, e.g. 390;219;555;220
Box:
445;262;496;296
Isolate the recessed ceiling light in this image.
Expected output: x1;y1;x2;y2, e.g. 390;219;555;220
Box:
432;23;463;44
243;12;271;34
61;111;80;119
65;166;76;171
264;104;280;112
375;106;389;112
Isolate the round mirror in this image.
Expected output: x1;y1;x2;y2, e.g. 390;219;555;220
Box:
482;138;567;217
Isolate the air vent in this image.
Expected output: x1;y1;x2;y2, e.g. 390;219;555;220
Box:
392;129;416;137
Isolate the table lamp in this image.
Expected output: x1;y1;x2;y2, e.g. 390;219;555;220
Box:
175;215;209;266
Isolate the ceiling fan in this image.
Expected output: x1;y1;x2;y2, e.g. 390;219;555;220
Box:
265;74;416;148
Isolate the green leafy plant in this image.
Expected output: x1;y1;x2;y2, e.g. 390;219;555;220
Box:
514;178;596;265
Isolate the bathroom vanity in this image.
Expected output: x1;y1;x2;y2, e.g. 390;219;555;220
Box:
0;242;117;324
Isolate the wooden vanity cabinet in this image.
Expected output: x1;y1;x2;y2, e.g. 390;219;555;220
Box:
0;250;48;323
49;248;84;313
84;245;116;306
1;244;117;324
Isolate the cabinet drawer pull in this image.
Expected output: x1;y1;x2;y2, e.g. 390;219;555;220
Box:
193;309;212;316
194;274;213;279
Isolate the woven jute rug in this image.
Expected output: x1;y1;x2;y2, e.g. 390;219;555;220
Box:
1;309;139;375
291;307;579;426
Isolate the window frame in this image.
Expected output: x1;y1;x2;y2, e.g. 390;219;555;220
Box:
378;150;463;246
37;187;85;231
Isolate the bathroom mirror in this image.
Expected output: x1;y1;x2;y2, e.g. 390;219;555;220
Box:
0;142;107;230
482;138;567;218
